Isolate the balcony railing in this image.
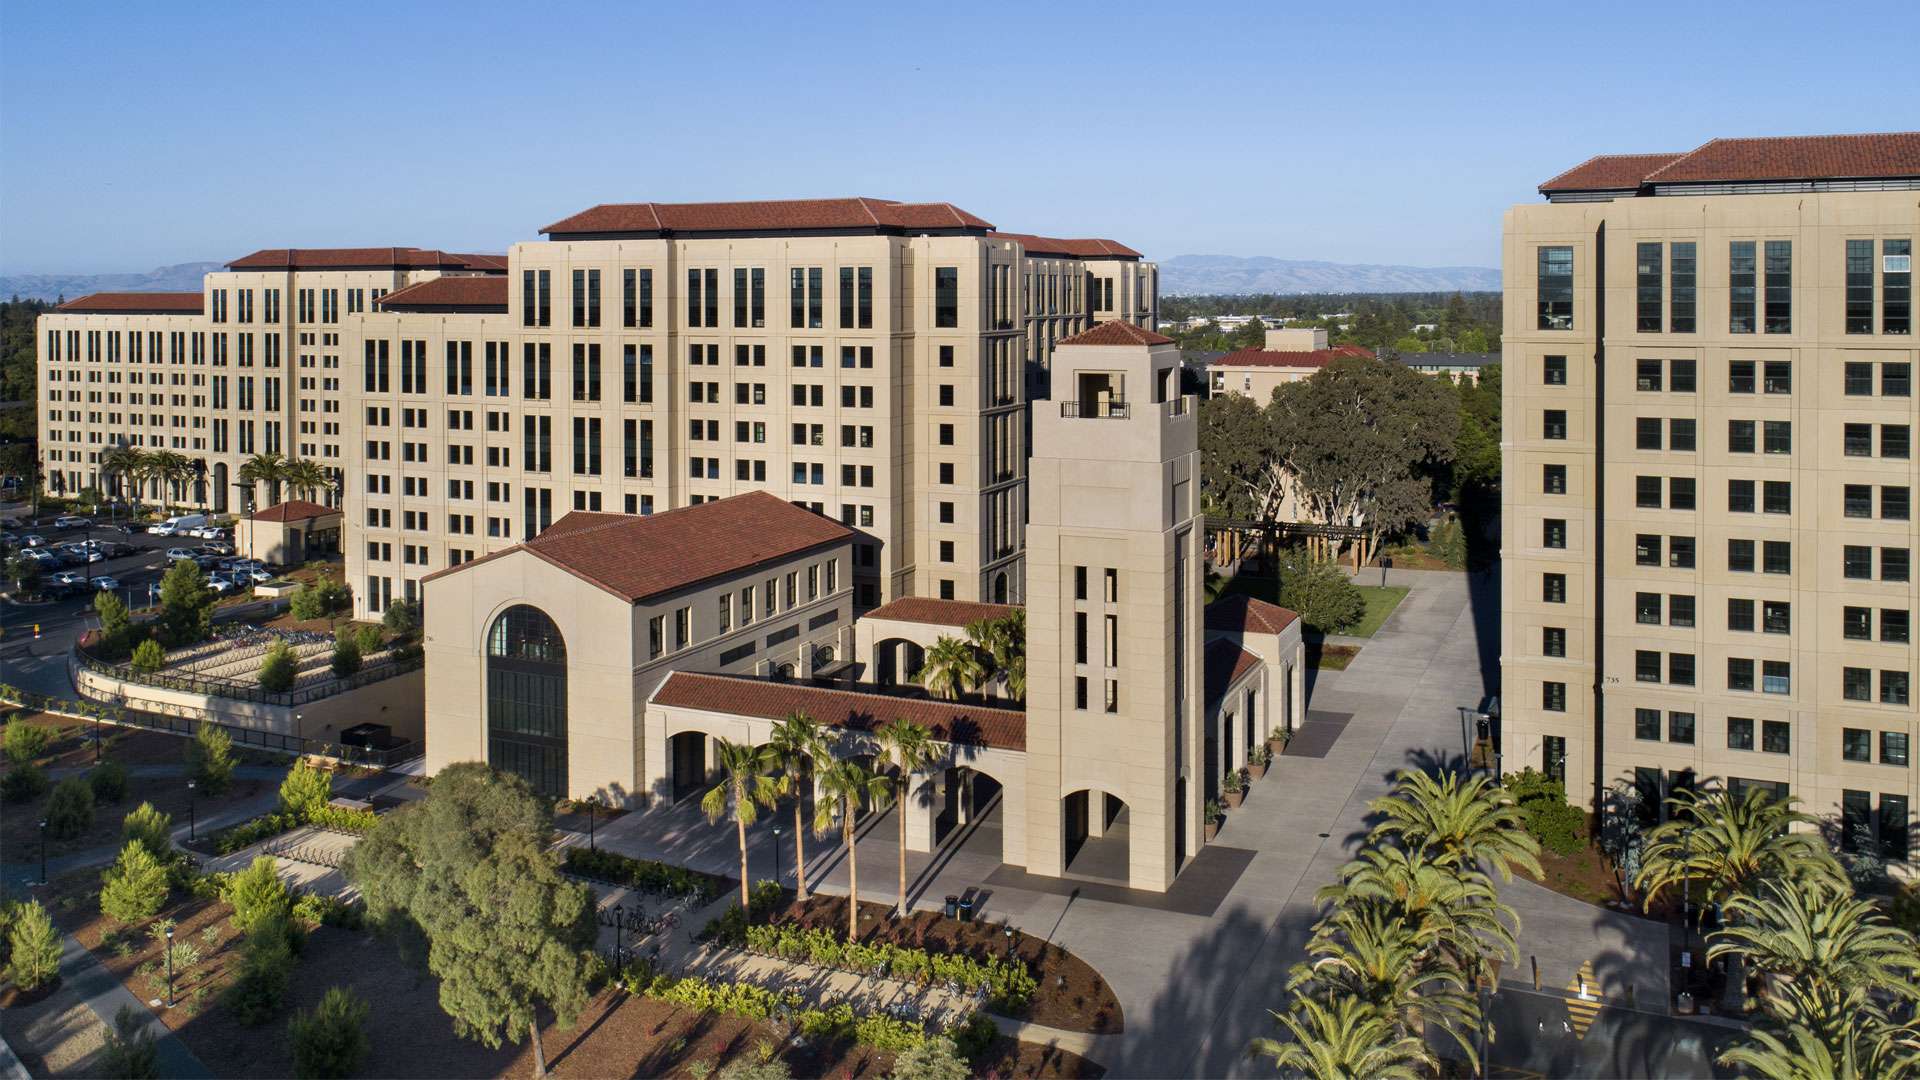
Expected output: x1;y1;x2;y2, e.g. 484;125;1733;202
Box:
1060;400;1130;419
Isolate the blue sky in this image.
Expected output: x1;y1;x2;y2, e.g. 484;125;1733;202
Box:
4;0;1916;274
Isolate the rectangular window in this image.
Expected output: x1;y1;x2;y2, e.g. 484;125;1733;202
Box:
1543;409;1566;440
1537;246;1573;329
1843;728;1872;761
1763;361;1791;394
1844;606;1872;640
1728;717;1755;751
1668;710;1696;743
1636;242;1662;331
1542;681;1566;712
1885;548;1912;581
1543;354;1566;385
1636;417;1662;451
1669;418;1695;451
1543;573;1565;604
1761;480;1789;515
1636;591;1662;624
1887;362;1912;396
1670;241;1696;332
1760;721;1790;755
1669;536;1696;569
1846;362;1874;395
1763;240;1791;333
934;267;959;328
1543;518;1567;549
1762;421;1791;455
1886;239;1912;334
1543;464;1567;495
1637;475;1663;509
1636;536;1661;567
1728;658;1755;692
1881;796;1910;861
1845;484;1874;518
1543;627;1566;658
1729;479;1754;513
1637;358;1663;391
1728;598;1755;632
1635;707;1662;740
1882;674;1910;708
1886;486;1912;521
1761;600;1790;634
1843;546;1872;580
1884;426;1911;459
1669;593;1695;627
1729;360;1755;393
1885;732;1911;768
1729;240;1756;333
1845;423;1873;456
1671;358;1697;392
1729;420;1756;454
1761;660;1790;695
1847;239;1876;333
1670;477;1696;511
1845;669;1873;703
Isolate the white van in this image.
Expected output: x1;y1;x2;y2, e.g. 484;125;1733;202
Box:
148;513;209;536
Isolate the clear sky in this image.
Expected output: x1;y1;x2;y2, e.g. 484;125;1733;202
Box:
3;0;1916;274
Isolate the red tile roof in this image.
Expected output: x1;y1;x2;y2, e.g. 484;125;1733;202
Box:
1212;345;1371;370
225;247;507;271
541;197;993;236
375;276;510;312
1205;594;1300;635
422;491;853;604
53;292;203;315
1203;639;1263;704
1538;152;1685;193
652;672;1027;752
247;500;338;523
993;233;1144;259
864;597;1019;629
1057;321;1174;347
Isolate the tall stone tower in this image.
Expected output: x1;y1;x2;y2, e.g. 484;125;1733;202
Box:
1023;322;1205;892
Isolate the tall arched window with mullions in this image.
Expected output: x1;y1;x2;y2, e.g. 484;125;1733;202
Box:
486;605;568;797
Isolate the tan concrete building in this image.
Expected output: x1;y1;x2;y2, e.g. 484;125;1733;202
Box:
1204;328;1373;401
38;199;1159;621
235;499;341;567
1501;132;1918;864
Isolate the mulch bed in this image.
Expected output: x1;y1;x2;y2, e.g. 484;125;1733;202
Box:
765;893;1124;1034
0;980;61;1008
1306;642;1359;671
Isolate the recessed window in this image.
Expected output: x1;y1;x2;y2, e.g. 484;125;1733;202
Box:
1882;674;1911;708
1843;728;1873;762
1884;731;1910;767
1544;464;1567;495
1669;536;1696;569
1537;246;1573;330
1635;707;1662;740
1543;627;1566;658
1636;358;1663;391
1728;539;1755;572
1543;519;1566;549
1727;717;1755;751
1543;355;1567;385
1635;535;1660;567
1543;573;1566;604
1668;710;1696;743
1636;592;1662;625
1761;721;1790;755
1728;598;1755;632
1543;681;1566;712
1544;410;1567;440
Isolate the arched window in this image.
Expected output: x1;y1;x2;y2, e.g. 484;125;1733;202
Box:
486;605;567;796
993;572;1009;603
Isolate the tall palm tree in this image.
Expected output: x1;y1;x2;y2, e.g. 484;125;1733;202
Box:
1316;843;1519;986
1718;980;1920;1080
874;717;938;918
145;450;191;515
1710;876;1920;1002
700;738;780;910
965;610;1026;700
1250;995;1429;1080
765;711;827;901
282;458;329;503
99;445;149;514
1637;787;1843;906
1291;905;1476;1068
1369;769;1542;882
812;756;892;942
919;635;984;702
237;451;288;509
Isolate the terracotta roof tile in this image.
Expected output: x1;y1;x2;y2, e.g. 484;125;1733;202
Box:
1057;321;1174;347
541;197;993;236
1538;152;1684;193
1204;639;1263;704
1205;594;1300;635
225;247;506;271
53;292;203;315
864;598;1019;629
993;232;1144;259
652;672;1027;752
375;276;509;312
1212;345;1372;370
247;500;337;523
422;491;852;604
1647;132;1920;184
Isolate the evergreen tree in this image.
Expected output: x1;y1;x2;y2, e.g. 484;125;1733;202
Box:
186;721;236;795
156;558;214;645
289;986;372;1079
7;900;63;991
100;841;170;923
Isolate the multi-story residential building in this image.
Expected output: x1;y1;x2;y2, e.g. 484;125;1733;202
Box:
1502;132;1919;864
35;198;1158;620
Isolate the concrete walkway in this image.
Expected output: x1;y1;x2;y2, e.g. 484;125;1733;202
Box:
3;784;287;889
52;928;213;1079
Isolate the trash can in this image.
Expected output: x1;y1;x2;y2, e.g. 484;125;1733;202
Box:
957;896;975;923
944;895;959;919
1676;991;1694;1015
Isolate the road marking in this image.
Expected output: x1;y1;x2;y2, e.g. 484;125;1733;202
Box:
1563;960;1602;1039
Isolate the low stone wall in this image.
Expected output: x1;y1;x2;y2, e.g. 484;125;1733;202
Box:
73;661;425;750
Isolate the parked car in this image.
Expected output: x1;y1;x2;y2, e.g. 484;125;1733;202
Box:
19;548;55;564
147;513;208;536
93;576;121;591
245;567;274;583
51;571;85;588
201;541;234;555
21;534;46;547
206;574;236;594
164;547;198;562
53;515;91;529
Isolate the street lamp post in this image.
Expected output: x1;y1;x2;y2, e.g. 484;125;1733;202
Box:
587;798;596;852
187;779;197;843
772;826;781;888
38;818;48;884
164;924;175;1008
1004;925;1014;961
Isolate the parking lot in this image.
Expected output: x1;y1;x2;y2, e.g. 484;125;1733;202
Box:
3;510;264;610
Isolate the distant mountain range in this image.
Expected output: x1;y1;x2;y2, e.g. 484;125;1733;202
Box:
1159;255;1500;296
1;262;224;303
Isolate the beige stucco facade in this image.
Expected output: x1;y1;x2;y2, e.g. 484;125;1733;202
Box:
1502;186;1918;859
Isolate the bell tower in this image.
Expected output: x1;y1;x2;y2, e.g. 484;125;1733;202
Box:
1022;321;1204;891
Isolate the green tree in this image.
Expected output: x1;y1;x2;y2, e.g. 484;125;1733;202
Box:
1273;554;1365;634
100;840;170;923
257;639;298;692
156;558;214;645
3;717;50;764
289;986;372;1079
282;457;330;503
875;718;937;918
89;759;129;803
1250;994;1429;1080
144;450;192;515
888;1034;971;1080
130;637;166;674
121;802;174;860
227;913;298;1026
101;1005;159;1080
1718;979;1920;1080
702;738;780;910
6;552;43;598
965;611;1025;701
289;584;329;621
238;452;289;510
7;900;63;991
1197;392;1280;522
186;721;236;795
1288;904;1474;1068
382;598;420;637
918;636;984;702
0;761;47;803
280;759;333;819
45;775;95;840
1371;769;1543;882
228;855;294;935
765;711;827;901
331;627;362;676
94;589;134;657
353;623;382;656
344;763;592;1066
99;445;150;515
813;757;891;941
1711;876;1920;1002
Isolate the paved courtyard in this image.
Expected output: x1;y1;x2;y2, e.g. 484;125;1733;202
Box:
588;567;1715;1077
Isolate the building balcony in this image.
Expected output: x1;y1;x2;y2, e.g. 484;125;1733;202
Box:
1060;400;1129;419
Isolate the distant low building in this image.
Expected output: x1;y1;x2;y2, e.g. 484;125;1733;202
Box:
1396;351;1499;384
1201;328;1371;400
237;500;341;567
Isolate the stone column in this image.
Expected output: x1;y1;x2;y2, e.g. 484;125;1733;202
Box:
902;771;937;852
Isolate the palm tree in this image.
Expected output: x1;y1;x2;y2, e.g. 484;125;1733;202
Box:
874;717;938;918
919;636;984;702
1710;876;1920;1002
145;450;191;515
1250;995;1430;1080
282;458;329;503
812;756;892;941
99;445;149;515
965;610;1026;700
765;711;827;900
700;738;780;910
1368;769;1542;882
1718;980;1920;1080
1291;905;1476;1068
1316;843;1519;986
237;451;289;510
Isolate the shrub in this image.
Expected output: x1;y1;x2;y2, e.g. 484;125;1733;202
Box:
292;892;365;931
1275;554;1366;634
7;900;62;990
89;759;129;803
1;761;48;803
213;811;300;855
101;1005;159;1080
279;759;333;819
227;855;292;935
122;802;174;859
45;776;95;839
94;591;135;658
718;1060;792;1080
100;841;170;923
352;623;382;656
381;598;419;637
187;721;236;795
890;1034;972;1080
257;640;297;693
724;921;1037;1012
288;986;371;1079
947;1010;999;1061
288;584;327;621
562;846;724;902
306;803;378;833
1506;768;1587;856
329;629;361;677
130;638;166;675
1430;516;1468;570
3;718;51;764
227;914;298;1027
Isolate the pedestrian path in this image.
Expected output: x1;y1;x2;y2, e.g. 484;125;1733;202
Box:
54;928;213;1079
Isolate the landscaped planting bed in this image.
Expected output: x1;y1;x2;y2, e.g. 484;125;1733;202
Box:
562;845;731;903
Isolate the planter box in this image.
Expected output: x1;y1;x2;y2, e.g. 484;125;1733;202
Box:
254;581;299;600
1204;820;1220;842
1248;762;1267;780
1268;738;1289;756
1224;790;1244;809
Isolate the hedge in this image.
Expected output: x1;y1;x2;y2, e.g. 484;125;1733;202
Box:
620;963;951;1053
562;846;726;903
711;920;1036;1012
211;803;376;855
